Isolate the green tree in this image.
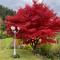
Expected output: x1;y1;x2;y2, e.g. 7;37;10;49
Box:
0;5;16;39
0;5;16;20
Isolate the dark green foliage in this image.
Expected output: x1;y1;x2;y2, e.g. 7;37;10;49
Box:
1;24;6;31
33;44;60;59
0;33;8;39
0;5;16;39
0;24;6;39
0;5;16;20
40;44;51;55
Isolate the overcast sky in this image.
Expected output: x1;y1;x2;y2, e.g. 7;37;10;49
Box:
0;0;60;16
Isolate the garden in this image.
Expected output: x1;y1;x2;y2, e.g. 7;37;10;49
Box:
0;0;60;60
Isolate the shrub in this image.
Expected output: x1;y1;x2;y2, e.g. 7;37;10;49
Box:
50;44;60;57
39;44;52;56
38;44;60;59
32;44;52;57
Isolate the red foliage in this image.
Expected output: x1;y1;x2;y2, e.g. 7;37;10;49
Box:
5;1;60;45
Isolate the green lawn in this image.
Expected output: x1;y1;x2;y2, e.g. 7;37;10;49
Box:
0;38;44;60
0;35;60;60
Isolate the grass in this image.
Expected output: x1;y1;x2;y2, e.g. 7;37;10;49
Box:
0;33;60;60
0;38;44;60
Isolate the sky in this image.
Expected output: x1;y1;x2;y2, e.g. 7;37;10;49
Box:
0;0;60;16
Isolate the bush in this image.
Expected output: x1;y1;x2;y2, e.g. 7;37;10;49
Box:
0;34;3;39
0;34;7;39
39;44;52;56
34;44;60;59
50;44;60;57
31;43;60;60
32;44;52;57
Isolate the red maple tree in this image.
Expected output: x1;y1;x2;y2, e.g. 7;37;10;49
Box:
5;0;60;49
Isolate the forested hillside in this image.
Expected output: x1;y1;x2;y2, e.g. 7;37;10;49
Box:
0;5;16;20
